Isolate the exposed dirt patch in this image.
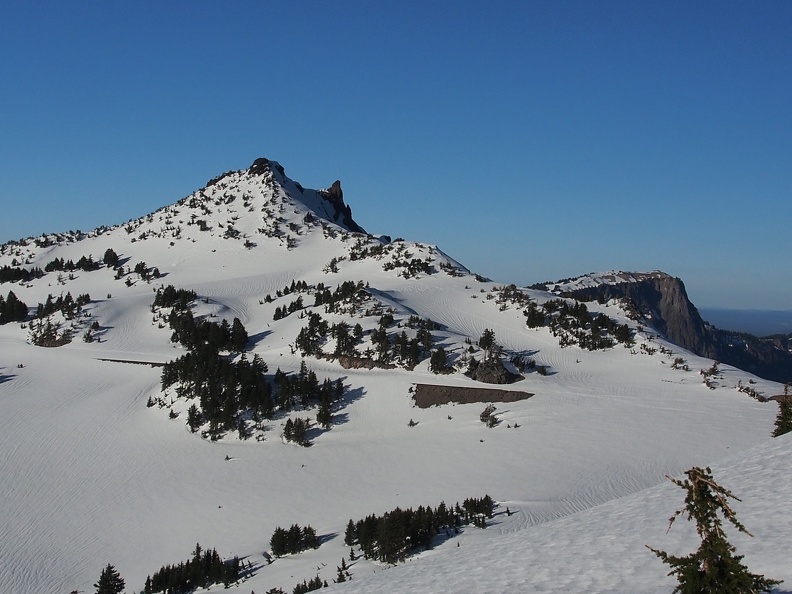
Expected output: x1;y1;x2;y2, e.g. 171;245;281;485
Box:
412;383;533;408
337;354;396;370
97;358;165;367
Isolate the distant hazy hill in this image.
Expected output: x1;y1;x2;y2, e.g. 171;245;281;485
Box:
699;308;792;337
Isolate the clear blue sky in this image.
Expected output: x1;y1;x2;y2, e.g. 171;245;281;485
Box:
2;1;790;309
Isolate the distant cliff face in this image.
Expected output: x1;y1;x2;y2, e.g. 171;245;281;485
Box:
560;274;792;384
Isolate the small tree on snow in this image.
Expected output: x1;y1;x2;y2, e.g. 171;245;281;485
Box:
647;466;781;593
94;563;125;594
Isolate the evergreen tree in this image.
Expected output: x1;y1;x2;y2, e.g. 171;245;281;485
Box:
316;392;333;429
103;248;120;268
478;328;496;359
772;397;792;438
230;317;248;352
429;347;448;373
344;519;357;546
270;527;288;557
94;563;125;594
302;524;318;549
186;404;202;433
647;466;781;593
283;418;294;441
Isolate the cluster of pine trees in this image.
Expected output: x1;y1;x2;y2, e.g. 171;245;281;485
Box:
35;292;91;320
382;255;433;278
142;543;241;594
0;264;44;284
367;316;437;369
0;291;27;324
273;295;304;320
344;496;494;564
159;288;346;440
523;297;633;350
313;279;368;314
162;350;270;437
167;307;247;353
291;575;326;593
153;285;197;310
23;292;93;346
288;281;443;369
273;361;344;411
283;417;312;446
267;278;369;323
294;312;329;356
346;235;386;261
43;254;101;272
269;524;319;557
262;280;310;304
1;250;117;291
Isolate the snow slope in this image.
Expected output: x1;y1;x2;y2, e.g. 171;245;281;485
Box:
0;159;786;593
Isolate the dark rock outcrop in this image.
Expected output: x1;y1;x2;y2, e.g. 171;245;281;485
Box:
318;180;365;234
413;384;533;408
246;158;365;233
559;273;792;383
336;354;395;370
563;273;710;355
469;359;523;385
248;157;285;177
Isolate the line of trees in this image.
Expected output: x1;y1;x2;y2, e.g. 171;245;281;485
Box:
153;285;197;310
141;543;241;594
1;249;120;287
35;291;91;320
0;264;44;284
269;524;319;557
344;496;494;564
167;307;247;353
44;254;101;272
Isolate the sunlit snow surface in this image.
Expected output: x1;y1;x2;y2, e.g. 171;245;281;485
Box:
0;163;787;593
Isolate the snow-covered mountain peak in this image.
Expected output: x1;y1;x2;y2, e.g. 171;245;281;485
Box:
243;156;365;233
1;157;788;594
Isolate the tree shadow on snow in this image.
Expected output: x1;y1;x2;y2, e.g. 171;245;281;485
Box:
246;330;272;349
317;532;337;546
235;554;263;580
339;382;366;407
304;383;364;440
330;412;350;426
0;373;14;385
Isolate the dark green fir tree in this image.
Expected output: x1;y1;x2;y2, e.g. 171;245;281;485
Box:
94;563;125;594
647;466;781;594
772;385;791;438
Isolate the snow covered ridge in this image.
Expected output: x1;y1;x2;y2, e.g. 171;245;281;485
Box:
0;157;788;594
533;269;672;293
0;156;364;254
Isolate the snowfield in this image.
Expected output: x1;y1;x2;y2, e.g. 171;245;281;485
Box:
0;159;787;593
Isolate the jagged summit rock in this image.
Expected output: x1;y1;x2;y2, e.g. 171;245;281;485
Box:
248;156;283;177
244;157;364;234
317;179;364;234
